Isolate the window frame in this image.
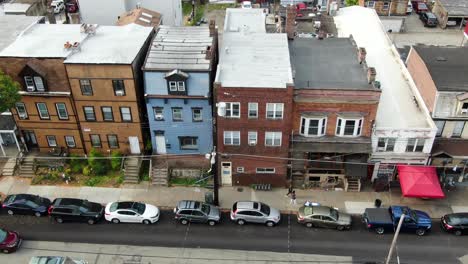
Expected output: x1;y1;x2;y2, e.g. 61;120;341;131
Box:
83;106;96;121
382;1;390;10
107;134;119;149
265;131;282;147
36;103;50;120
119;107;132;122
177;81;186;91
406;138;425;152
64;136;76;148
169;81;177;92
434;120;446;137
192;108;203;122
336;117;363;137
256;168;276;174
223;131;241;146
248;102;258;118
15;102;28;119
33;76;45;92
101;106;114;122
248;131;258;146
266;103;284;119
55;103;69;120
300;117;327;137
90;134;102;148
225;102;240;118
46;135;57;147
153;107;164;121
112;80;126;96
452;121;465;138
179;136;198;150
24;76;35;91
367;0;375;8
172;107;183;122
79;79;93;96
377;138;396;152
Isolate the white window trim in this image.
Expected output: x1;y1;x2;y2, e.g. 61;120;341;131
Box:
55;103;68;120
225;102;241;118
34;76;45;91
16;103;28;119
452;121;465;137
36;103;49;119
265;132;282;147
300;117;327;137
248;102;258;118
256;167;276;174
65;136;76;148
377;138;396;152
153;107;164;120
336;117;363;137
192;108;202;121
223;131;240;145
237;167;245;173
46;136;57;147
24;76;35;91
169;81;177;91
266;103;284;119
177;81;186;91
172;108;183;121
406;138;425;152
367;1;375;8
248;131;257;146
120;107;132;121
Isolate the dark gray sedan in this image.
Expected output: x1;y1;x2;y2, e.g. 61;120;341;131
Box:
297;205;352;230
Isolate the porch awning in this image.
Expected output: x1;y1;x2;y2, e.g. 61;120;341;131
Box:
397;165;445;199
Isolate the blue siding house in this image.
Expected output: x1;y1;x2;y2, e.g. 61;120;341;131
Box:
142;25;217;156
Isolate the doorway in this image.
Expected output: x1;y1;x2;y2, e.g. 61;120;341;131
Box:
221;162;232;186
128;136;140;154
23;131;38;149
155;134;166;154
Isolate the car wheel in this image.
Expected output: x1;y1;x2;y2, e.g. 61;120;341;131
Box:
337;225;345;231
7;210;14;215
143;219;151;225
208;220;216;226
55;217;64;223
455;230;462;236
87;219;95;225
375;227;385;235
112;218;120;224
237;219;246;226
266;221;275;227
305;222;314;228
34;212;41;217
416;228;426;236
180;219;189;225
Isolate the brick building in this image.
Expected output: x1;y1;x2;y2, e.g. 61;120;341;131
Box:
358;0;409;16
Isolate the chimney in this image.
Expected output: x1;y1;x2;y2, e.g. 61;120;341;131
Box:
367;67;376;84
358;47;367;64
286;5;296;40
209;20;216;37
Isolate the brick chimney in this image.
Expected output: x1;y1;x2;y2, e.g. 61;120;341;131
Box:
286;5;296;40
358;47;367;64
209;20;216;37
367;67;376;84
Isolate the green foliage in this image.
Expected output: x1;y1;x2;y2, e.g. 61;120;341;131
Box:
182;1;193;16
82;166;91;176
85;176;102;187
206;3;235;11
345;0;359;6
145;139;152;152
88;148;109;175
110;150;122;171
69;154;86;173
139;160;150;181
0;70;21;113
117;174;124;185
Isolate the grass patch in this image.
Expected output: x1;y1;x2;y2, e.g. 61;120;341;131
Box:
182;1;193;17
170;177;207;187
139;160;150;182
206;3;236;12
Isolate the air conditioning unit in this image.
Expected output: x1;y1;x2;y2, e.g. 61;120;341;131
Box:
19;113;27;119
26;87;35;92
115;90;124;96
461;109;468;114
249;140;256;146
155;114;163;120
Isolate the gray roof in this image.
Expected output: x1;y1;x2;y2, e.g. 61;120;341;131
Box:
289;38;373;90
439;0;468;16
414;45;468;92
0;15;44;52
0;115;16;131
143;26;214;71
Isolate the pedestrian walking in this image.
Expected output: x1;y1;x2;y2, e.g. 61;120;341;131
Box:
290;191;297;205
286;185;294;197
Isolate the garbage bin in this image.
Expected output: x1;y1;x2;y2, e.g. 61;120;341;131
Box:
205;191;214;205
375;199;382;208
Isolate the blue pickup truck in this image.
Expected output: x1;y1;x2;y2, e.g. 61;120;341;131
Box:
362;206;432;236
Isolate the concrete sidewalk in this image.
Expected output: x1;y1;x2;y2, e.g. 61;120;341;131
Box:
1;176;467;218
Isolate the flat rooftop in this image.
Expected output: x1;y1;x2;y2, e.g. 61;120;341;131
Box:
0;15;43;52
143;26;213;71
439;0;468;16
3;3;31;13
335;7;430;129
413;45;468;92
215;32;293;89
224;8;266;33
289;38;374;90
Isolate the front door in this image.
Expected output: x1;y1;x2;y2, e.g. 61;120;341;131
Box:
128;136;140;154
155;135;166;154
221;162;232;186
23;131;38;148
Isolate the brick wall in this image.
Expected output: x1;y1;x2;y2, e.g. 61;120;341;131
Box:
406;48;437;113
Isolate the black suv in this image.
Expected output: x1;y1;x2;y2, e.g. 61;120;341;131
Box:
420;12;438;27
49;198;103;224
2;194;51;217
441;213;468;236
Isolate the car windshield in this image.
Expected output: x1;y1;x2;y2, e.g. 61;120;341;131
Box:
260;203;270;215
5;195;16;204
446;215;462;225
25;200;39;208
133;202;146;215
330;208;338;220
303;207;313;216
201;203;210;214
410;210;418;221
0;229;7;243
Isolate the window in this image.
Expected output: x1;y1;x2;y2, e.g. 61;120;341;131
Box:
46;135;57;147
452;121;465;138
435;120;445;137
225;103;240;118
266;103;283;119
237;167;245;173
179;137;198;150
83;106;96;121
248;103;258;118
24;76;45;92
177;81;186;91
120;107;132;122
24;76;35;91
300;117;326;137
383;1;390;10
256;168;275;174
15;102;28;119
265;132;282;146
336;118;363;137
101;106;114;121
55;103;68;120
112;80;126;96
34;76;45;91
65;136;76;148
367;0;375;8
192;108;202;122
90;134;101;147
153;107;164;120
36;103;50;119
377;138;396;152
406;138;425;152
169;81;177;91
172;108;183;121
224;131;240;145
80;80;93;95
248;131;257;146
461;102;468;114
107;134;119;148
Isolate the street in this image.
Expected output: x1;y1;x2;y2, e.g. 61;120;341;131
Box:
0;211;467;264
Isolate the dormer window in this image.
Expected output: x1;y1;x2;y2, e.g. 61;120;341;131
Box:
23;76;45;92
165;69;189;95
19;60;48;92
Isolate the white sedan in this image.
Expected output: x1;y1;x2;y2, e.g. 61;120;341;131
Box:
104;201;160;224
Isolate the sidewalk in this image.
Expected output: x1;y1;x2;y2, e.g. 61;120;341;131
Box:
1;176;467;218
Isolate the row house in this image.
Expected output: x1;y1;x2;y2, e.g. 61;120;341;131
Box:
335;7;437;190
288;37;381;190
142;25;217;168
358;0;409;16
406;45;468;183
215;8;294;187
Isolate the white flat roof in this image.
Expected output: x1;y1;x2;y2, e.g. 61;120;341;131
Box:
0;15;43;52
3;3;31;13
335;7;431;129
224;8;266;33
215;32;293;88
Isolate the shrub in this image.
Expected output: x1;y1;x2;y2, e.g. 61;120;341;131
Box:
85;176;102;187
69;154;86;173
82;166;91;176
110;150;122;171
88;148;109;175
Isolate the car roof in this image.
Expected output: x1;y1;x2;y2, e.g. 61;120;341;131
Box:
236;201;258;210
178;200;201;210
304;206;330;216
426;12;436;18
115;202;137;210
54;198;84;207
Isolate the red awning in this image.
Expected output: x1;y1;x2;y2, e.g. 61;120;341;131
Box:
397;165;445;199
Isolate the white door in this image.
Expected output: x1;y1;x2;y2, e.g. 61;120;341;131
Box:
155;135;166;154
221;162;232;186
128;137;140;154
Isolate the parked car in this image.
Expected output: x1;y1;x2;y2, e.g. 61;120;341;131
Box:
362;206;432;236
297;205;352;230
446;19;458;27
441;213;468;236
230;201;280;227
29;256;87;264
0;228;21;254
420;12;438;27
104;201;160;224
49;198;103;224
51;0;65;14
2;194;51;217
241;1;252;9
174;200;221;226
414;2;429;14
296;2;307;17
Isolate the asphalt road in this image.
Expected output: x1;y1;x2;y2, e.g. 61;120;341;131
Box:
0;211;467;264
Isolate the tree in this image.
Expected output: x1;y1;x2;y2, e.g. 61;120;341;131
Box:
345;0;359;6
0;70;21;113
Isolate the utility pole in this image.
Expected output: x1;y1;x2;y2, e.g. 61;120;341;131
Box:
385;213;405;264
